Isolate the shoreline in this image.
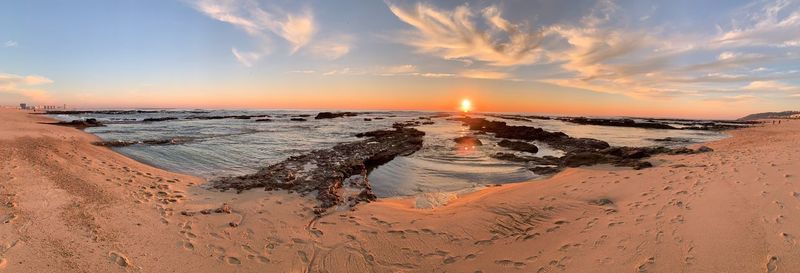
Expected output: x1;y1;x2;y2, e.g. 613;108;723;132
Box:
2;108;799;272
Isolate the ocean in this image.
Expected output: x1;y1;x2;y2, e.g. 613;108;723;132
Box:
53;110;728;197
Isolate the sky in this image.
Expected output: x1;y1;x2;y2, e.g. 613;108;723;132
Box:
1;0;799;119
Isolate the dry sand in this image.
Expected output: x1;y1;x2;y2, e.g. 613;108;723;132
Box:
1;108;798;272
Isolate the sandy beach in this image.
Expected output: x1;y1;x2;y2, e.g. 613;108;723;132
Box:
1;108;798;272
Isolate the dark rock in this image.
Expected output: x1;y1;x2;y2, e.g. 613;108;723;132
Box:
421;121;435;125
589;198;614;206
562;152;607;167
530;166;561;175
210;127;425;210
632;161;653;170
393;120;421;128
93;137;193;147
142;117;178;122
50;118;104;129
697;146;714;153
564;117;676;129
454;136;482;146
255;118;273;122
491;152;534;162
315;112;358;119
290;118;307;122
454;117;609;152
651;137;692;143
363;118;372;121
498;140;538;153
186;114;270;120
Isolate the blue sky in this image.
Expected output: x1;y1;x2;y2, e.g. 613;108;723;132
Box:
1;0;799;118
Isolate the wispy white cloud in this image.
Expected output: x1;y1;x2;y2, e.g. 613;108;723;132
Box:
386;2;544;66
714;0;800;47
307;35;352;60
289;70;316;74
231;48;265;67
0;73;53;102
191;0;349;66
742;80;800;92
704;94;758;103
4;40;17;47
385;0;800;100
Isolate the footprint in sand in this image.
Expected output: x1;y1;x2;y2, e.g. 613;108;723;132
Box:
225;256;241;265
637;256;655;273
177;241;194;251
767;256;778;273
108;251;131;267
297;251;309;263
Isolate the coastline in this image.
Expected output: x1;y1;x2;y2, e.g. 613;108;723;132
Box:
2;108;798;272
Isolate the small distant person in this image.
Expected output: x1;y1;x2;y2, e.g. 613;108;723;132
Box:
779;120;781;125
773;120;776;125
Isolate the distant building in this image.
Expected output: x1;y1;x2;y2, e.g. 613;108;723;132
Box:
19;103;27;110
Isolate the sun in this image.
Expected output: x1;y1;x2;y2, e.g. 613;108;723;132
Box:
460;99;472;113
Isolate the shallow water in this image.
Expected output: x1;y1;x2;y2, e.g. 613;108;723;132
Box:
55;110;728;197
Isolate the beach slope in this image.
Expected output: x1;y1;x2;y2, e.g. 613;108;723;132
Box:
1;108;798;272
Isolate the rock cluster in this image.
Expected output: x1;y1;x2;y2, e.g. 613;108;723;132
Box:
497;140;538;153
457;117;715;175
93;137;194;147
210;126;426;211
455;117;610;152
563;117;676;129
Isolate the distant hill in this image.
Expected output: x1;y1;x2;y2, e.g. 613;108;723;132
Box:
739;111;800;121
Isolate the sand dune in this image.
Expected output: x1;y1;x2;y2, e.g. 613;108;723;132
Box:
0;108;798;272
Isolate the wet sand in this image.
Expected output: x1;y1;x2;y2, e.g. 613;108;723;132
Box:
1;108;798;272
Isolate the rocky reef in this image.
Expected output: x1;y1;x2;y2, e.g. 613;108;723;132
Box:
456;117;714;175
49;118;104;129
209;126;425;212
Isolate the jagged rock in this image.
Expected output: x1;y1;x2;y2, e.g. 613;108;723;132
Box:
455;117;609;152
632;161;654;170
210;127;425;210
562;152;607;167
50;118;104;129
498;140;538;153
315;112;358;119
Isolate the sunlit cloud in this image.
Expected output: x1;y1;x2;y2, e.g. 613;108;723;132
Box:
0;73;53;102
307;35;352;60
743;80;800;92
387;2;545;66
714;0;800;47
457;70;510;80
384;0;800;101
191;0;349;66
704;94;758;103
